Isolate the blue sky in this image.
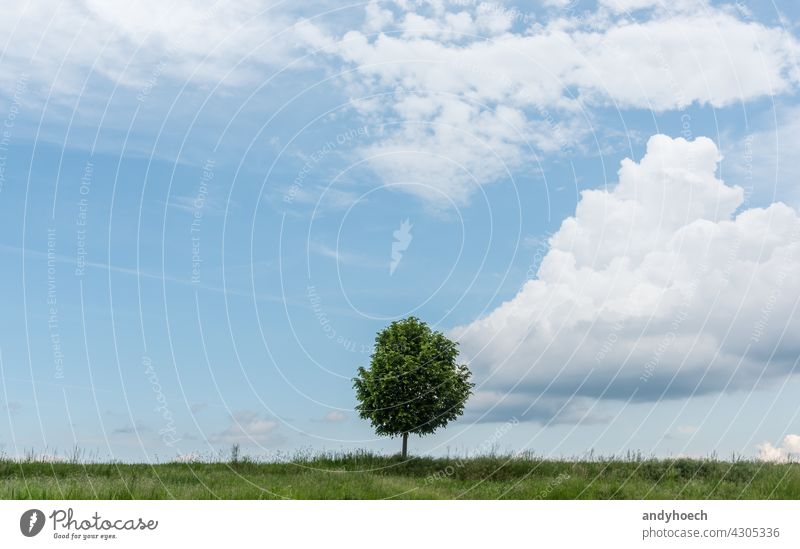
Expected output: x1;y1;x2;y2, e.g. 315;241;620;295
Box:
1;0;800;462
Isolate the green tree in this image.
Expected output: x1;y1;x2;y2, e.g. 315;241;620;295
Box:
353;317;474;458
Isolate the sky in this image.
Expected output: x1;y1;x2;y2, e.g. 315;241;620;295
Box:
0;0;799;463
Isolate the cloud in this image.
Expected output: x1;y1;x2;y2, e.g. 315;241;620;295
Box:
598;0;697;12
356;101;556;205
167;195;230;216
664;424;699;439
363;1;394;33
210;410;284;446
4;401;22;415
757;434;800;462
4;2;797;205
310;241;385;268
280;184;364;212
190;402;208;414
0;0;301;98
452;134;800;424
308;2;800;204
322;410;347;422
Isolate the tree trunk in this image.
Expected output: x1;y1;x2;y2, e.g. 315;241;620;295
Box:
402;432;408;458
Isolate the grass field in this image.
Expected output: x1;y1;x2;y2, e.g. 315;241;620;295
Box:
2;451;799;499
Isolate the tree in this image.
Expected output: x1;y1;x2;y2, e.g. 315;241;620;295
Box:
353;316;474;458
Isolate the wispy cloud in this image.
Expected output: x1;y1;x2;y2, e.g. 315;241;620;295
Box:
0;0;303;97
0;243;286;304
166;195;231;216
310;242;384;268
209;410;285;446
279;184;364;212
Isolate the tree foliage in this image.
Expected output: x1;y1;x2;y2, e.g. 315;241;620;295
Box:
353;317;473;454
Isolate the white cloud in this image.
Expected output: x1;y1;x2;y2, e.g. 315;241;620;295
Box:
313;2;800;203
210;410;283;445
598;0;690;12
323;410;347;422
452;134;800;424
757;434;800;462
281;184;364;212
571;13;799;110
0;0;300;97
4;2;798;206
358;102;544;204
311;241;385;268
364;0;395;33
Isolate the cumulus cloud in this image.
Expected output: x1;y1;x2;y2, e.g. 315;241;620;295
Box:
322;410;348;422
313;2;800;203
452;134;800;424
210;410;284;446
757;434;800;463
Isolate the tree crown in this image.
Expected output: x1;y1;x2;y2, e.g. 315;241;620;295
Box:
353;317;474;437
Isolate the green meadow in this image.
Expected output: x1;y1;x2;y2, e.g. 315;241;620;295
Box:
2;452;798;499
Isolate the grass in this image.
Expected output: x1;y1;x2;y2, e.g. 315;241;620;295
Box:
1;450;798;499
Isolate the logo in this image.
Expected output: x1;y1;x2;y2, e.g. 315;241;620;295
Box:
20;509;45;537
390;219;413;275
